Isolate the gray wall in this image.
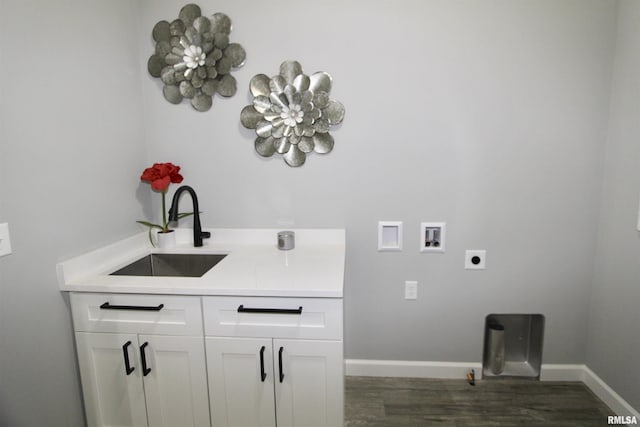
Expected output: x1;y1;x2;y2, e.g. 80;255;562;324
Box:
587;0;640;411
139;0;616;363
0;1;147;425
0;0;635;425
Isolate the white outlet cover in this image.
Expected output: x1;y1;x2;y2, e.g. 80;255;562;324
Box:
465;250;486;269
0;223;12;257
405;281;418;300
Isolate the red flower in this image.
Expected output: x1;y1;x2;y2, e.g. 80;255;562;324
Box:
140;162;183;191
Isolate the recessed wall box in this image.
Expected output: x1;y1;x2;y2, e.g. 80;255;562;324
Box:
483;314;545;379
420;222;445;253
378;221;402;251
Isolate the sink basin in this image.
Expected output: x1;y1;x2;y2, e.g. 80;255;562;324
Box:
110;253;227;277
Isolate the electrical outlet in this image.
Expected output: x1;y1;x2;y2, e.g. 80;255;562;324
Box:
0;223;12;257
405;281;418;300
465;250;486;269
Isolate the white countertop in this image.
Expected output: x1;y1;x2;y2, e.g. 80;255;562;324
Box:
57;228;345;298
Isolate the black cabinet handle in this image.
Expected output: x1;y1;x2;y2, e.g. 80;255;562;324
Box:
140;342;151;376
237;305;302;315
259;346;267;382
278;346;284;383
122;341;135;375
101;302;164;311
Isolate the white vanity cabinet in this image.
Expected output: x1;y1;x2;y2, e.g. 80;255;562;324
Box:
59;229;347;427
70;292;345;427
70;293;210;427
203;296;344;427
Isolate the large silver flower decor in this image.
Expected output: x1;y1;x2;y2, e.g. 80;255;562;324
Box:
147;4;246;112
240;60;345;167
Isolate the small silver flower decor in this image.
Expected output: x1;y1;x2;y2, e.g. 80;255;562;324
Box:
240;60;345;167
147;4;246;112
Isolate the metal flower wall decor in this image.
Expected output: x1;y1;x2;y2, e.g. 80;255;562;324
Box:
147;4;246;112
240;60;345;167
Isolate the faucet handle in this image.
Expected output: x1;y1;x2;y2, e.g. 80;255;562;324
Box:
201;231;211;239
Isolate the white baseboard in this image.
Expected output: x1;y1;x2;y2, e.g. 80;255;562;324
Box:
538;363;585;381
581;366;640;419
345;359;638;417
345;359;482;379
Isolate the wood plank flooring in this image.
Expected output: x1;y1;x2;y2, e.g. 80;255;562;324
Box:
345;376;612;426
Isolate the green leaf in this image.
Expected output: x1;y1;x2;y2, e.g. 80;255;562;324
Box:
147;228;156;247
177;212;194;219
136;221;161;247
136;220;163;229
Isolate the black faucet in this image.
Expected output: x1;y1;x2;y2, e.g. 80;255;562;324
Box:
168;185;210;247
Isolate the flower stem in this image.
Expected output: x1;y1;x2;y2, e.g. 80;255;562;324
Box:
161;190;168;233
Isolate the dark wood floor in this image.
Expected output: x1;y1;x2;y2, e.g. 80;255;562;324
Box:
345;376;612;426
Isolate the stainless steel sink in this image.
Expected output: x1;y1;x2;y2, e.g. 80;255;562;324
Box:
110;253;227;277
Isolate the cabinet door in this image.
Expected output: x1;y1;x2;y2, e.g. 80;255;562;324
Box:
75;332;147;427
206;337;276;427
274;339;344;427
139;335;210;427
